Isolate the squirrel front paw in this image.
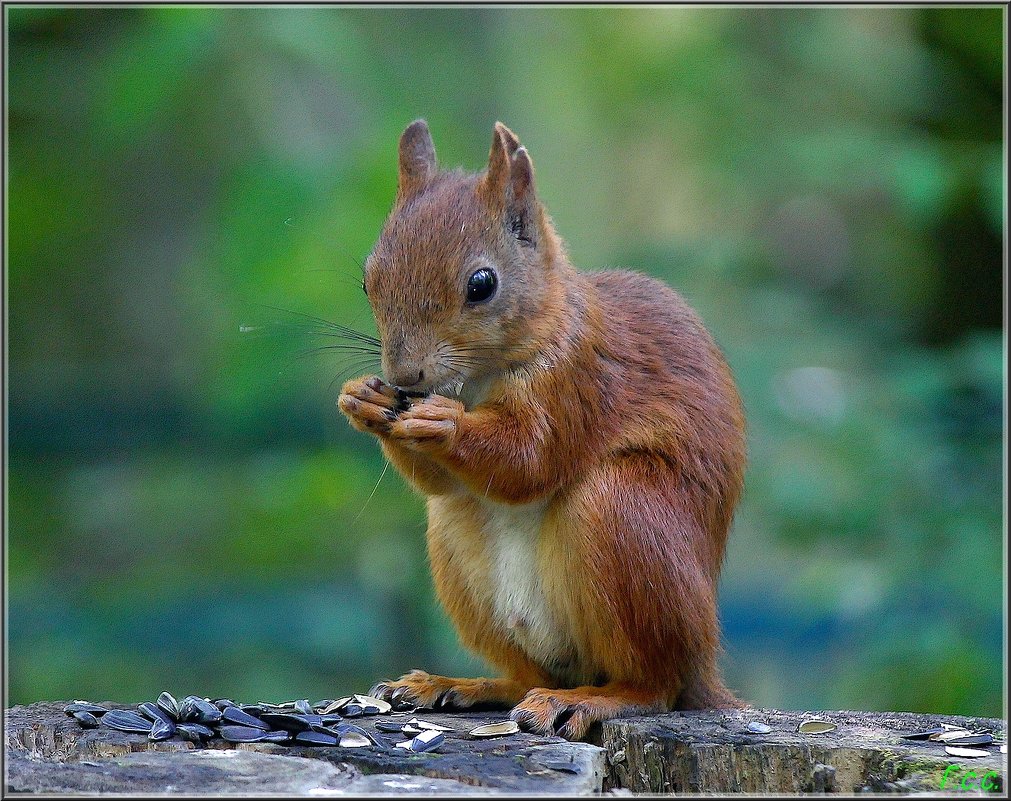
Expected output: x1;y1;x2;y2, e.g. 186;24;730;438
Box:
338;375;401;434
369;670;522;711
388;394;464;451
339;376;464;450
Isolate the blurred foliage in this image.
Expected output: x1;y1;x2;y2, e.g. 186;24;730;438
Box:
6;7;1004;717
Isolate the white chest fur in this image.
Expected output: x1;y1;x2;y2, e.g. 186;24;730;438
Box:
479;499;573;671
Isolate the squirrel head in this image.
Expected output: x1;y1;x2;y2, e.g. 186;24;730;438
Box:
363;119;567;399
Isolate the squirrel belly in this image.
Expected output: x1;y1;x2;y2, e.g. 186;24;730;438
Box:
339;120;746;738
427;494;587;686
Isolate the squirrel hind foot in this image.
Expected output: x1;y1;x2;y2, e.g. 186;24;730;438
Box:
510;684;669;741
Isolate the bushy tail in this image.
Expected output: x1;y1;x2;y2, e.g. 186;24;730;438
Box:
676;665;747;710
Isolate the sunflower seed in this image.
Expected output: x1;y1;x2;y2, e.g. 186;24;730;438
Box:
339;731;371;748
331;723;388;748
257;701;295;711
394;390;413;412
396;729;445;753
177;696;199;722
375;720;405;733
220;725;284;743
312;700;336;712
944;734;994;746
469;721;520;738
63;702;109;717
322;697;353;715
407;717;453;732
798;720;836;734
294;730;339;746
900;727;945;740
156;692;179;720
218;725;264;743
176;723;215;743
746;722;772;735
192;698;222;724
220;706;269;730
212;699;238;711
102;710;153;734
341;704;364;718
354;694;392;714
148;718;176;742
72;711;99;728
293;699;313;715
933;729;974;742
138;702;174;727
259;713;316;732
945;746;991;758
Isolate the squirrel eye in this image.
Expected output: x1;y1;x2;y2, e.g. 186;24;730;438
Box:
466;268;497;304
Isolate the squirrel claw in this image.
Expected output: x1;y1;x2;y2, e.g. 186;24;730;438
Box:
434;689;460;709
509;688;596;740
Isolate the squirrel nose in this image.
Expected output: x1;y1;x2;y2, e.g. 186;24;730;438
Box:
390;368;425;388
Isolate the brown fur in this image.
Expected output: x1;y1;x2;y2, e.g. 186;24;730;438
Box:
338;120;747;740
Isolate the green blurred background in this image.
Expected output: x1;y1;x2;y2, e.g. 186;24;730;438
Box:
6;7;1005;717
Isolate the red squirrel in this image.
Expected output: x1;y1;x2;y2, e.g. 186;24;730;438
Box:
337;120;747;740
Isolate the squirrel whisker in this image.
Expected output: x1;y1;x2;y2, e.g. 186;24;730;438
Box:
329;358;383;392
258;304;381;346
297;344;381;355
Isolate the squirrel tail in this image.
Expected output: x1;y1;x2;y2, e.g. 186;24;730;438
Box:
676;665;747;710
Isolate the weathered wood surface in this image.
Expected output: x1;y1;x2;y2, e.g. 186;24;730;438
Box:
599;708;1006;794
5;702;1007;794
5;702;603;795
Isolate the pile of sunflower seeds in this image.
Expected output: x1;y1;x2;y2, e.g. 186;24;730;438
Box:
900;722;1004;759
63;693;450;753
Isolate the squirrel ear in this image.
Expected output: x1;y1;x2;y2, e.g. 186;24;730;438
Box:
506;146;538;246
397;119;437;199
480;123;539;247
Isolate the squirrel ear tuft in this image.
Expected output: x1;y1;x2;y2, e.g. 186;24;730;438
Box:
484;121;521;196
397;119;437;199
481;124;539;246
495;122;521;157
510;146;534;203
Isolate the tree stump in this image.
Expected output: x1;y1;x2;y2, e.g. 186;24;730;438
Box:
598;708;1006;794
5;702;1006;794
5;702;603;795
